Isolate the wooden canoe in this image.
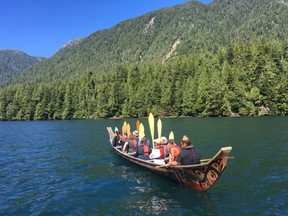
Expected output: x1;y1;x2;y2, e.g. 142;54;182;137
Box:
107;126;232;191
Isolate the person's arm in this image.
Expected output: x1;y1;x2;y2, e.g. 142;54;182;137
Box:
170;148;176;162
166;160;179;167
167;151;182;166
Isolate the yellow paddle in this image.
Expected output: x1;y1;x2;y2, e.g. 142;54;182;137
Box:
127;123;131;136
157;119;162;139
169;131;174;140
122;121;127;136
148;113;155;147
139;123;145;140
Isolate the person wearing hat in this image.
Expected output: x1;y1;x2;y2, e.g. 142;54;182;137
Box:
133;130;140;144
136;137;151;160
133;130;139;137
166;136;200;166
161;136;169;157
149;138;165;160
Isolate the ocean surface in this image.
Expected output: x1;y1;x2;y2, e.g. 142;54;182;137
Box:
0;117;287;215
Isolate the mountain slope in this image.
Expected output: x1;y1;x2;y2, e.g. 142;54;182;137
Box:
0;50;44;85
4;0;288;86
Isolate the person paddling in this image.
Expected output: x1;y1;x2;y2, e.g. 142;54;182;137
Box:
166;135;200;166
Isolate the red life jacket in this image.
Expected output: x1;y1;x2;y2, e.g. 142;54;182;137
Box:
142;144;149;155
155;145;165;159
133;140;137;149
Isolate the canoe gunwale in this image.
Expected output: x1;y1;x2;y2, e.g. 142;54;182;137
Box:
107;126;232;191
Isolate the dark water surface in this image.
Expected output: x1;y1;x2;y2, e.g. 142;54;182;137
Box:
0;117;287;215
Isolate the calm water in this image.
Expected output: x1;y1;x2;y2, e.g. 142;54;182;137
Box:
0;117;287;215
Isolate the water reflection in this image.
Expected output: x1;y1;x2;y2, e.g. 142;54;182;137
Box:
3;117;288;215
110;156;218;215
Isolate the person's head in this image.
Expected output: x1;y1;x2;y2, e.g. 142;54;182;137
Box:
140;137;148;144
161;136;168;145
167;139;175;149
154;138;162;146
133;130;139;137
181;135;190;147
129;133;136;140
181;135;189;142
181;139;192;148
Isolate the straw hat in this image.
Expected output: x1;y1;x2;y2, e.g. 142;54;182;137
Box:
133;130;139;137
153;138;162;145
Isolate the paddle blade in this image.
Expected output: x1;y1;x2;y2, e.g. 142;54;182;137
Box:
122;121;127;136
136;120;140;132
127;123;131;136
148;113;154;144
157;119;162;139
169;131;174;140
139;123;145;140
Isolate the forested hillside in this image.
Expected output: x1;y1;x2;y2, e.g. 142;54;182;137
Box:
3;0;288;86
1;0;288;120
1;39;288;120
0;50;44;85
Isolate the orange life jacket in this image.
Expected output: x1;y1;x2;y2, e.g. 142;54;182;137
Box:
169;144;181;158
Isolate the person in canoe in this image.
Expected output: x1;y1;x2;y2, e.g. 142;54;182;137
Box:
160;136;169;158
133;130;139;143
123;133;138;153
136;137;152;160
167;139;181;164
166;135;201;166
112;129;123;147
149;138;165;160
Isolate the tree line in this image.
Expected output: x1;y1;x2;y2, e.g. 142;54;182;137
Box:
1;39;288;121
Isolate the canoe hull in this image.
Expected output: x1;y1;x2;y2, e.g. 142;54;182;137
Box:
107;127;232;191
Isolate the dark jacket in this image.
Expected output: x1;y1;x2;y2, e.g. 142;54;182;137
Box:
176;146;201;165
112;135;120;147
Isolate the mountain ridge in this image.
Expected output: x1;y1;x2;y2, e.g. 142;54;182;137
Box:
0;49;45;85
2;0;288;86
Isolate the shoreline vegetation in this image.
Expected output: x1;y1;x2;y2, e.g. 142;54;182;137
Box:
1;40;288;121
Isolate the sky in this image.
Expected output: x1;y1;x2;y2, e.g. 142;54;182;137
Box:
1;0;213;57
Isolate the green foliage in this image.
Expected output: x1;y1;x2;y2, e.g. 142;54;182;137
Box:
1;40;288;120
0;50;44;85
